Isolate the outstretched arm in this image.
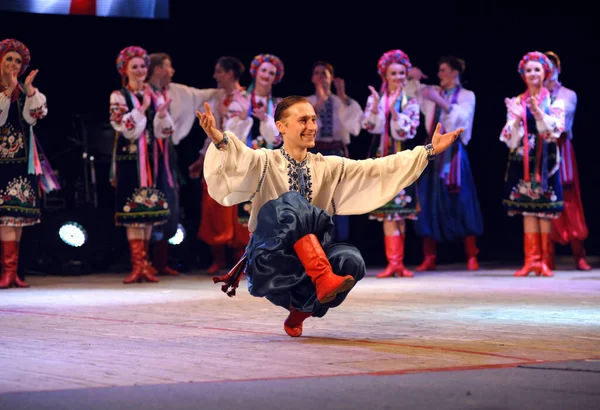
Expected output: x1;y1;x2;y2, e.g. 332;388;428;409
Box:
333;123;463;214
199;102;268;206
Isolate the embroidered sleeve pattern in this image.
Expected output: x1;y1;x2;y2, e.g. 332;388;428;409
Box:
123;116;136;131
29;103;47;120
391;97;419;141
110;102;128;124
161;125;174;137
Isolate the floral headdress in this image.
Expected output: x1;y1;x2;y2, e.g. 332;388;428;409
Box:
249;53;284;85
116;46;150;77
377;49;412;80
0;38;31;76
518;51;553;81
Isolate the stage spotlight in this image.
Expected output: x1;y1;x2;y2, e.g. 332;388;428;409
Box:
58;221;88;247
168;223;186;246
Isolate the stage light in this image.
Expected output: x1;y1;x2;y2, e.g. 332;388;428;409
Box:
168;223;186;246
58;221;87;248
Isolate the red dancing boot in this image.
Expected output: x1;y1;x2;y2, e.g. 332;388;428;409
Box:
293;234;355;304
514;233;542;277
124;239;147;284
207;245;226;274
152;239;179;276
376;234;413;278
464;236;480;271
571;239;592;271
415;237;436;272
537;233;554;277
283;306;313;337
0;241;29;289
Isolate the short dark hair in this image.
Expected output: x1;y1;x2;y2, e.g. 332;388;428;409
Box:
312;61;335;77
148;52;171;77
217;56;245;80
438;56;466;76
274;96;311;123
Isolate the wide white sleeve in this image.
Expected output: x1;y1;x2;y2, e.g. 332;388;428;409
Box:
109;90;147;141
0;91;10;126
225;115;253;143
499;97;523;150
22;90;48;125
258;115;279;145
338;97;363;139
203;131;268;206
224;96;252;143
153;110;175;140
538;98;565;141
187;85;221;112
390;97;420;141
361;95;385;134
440;91;475;145
332;146;429;215
405;79;436;117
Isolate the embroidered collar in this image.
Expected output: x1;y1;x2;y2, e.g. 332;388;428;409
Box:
281;147;308;167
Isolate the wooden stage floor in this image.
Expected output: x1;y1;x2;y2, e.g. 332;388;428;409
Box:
1;264;599;395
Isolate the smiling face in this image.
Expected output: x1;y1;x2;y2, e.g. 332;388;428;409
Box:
277;101;318;151
1;51;23;79
255;61;277;89
523;61;545;88
311;64;333;90
438;62;458;89
126;56;148;84
385;62;407;92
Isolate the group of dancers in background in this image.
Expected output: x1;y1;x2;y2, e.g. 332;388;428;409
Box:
0;37;592;290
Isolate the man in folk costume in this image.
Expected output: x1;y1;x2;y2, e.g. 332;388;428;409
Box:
307;61;363;243
544;51;591;271
198;96;463;337
0;38;53;289
188;56;250;273
406;56;484;271
146;52;223;275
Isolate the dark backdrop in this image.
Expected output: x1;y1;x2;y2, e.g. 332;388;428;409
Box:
3;2;597;271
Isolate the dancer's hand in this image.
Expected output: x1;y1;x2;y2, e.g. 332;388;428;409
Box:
408;66;427;81
431;123;463;154
197;101;223;144
367;85;380;114
23;69;39;96
504;97;522;118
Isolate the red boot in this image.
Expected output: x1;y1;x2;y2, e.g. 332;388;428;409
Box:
124;239;160;284
464;236;480;271
546;239;556;270
571;239;592;271
0;241;29;289
293;234;355;304
415;237;436;272
152;239;179;276
283;306;313;337
207;245;226;274
144;239;158;276
514;233;542;277
538;233;554;277
376;234;413;278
